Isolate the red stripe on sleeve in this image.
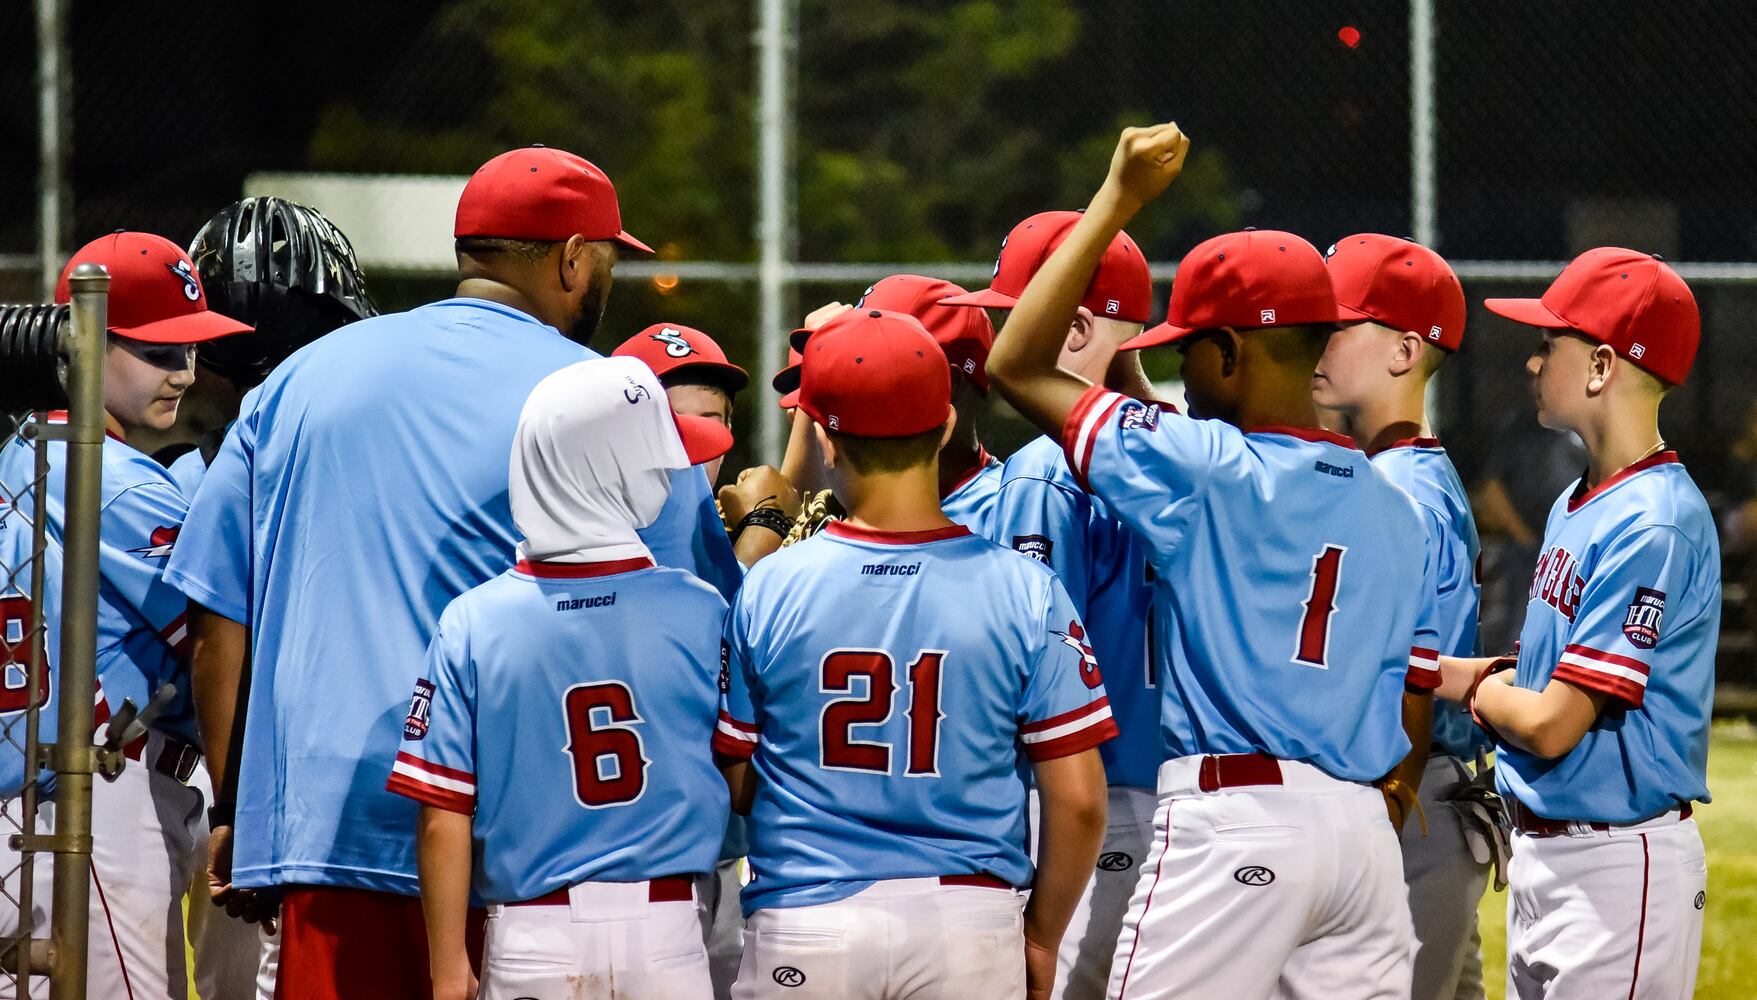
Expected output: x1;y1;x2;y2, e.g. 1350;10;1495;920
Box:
1552;663;1645;709
1025;717;1120;761
385;772;476;815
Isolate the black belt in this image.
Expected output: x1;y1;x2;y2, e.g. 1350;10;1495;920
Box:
123;732;202;783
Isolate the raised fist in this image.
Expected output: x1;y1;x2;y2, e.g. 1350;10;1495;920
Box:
1104;122;1191;210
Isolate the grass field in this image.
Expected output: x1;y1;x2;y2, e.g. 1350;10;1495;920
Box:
1476;719;1757;999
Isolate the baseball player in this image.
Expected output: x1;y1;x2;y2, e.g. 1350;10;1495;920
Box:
163;145;740;999
987;124;1440;1000
1313;233;1491;1000
161;196;378;999
613;321;762;998
844;275;1002;533
1435;248;1717;1000
614;321;750;485
714;307;1116;1000
947;213;1162;999
390;357;734;1000
0;232;251;999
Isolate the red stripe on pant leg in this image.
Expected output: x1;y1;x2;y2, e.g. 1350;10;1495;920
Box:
89;861;138;1000
1628;833;1651;1000
1117;800;1173;999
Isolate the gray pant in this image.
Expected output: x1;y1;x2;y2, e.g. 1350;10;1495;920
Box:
697;859;745;1000
1400;752;1490;1000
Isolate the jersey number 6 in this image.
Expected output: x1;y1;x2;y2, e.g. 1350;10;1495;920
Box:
562;681;650;808
819;649;946;777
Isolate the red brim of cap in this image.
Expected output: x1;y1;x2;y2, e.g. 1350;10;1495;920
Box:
1335;303;1377;322
114;309;254;345
1483;298;1571;329
771;363;802;410
787;327;815;352
939;288;1017;310
776;390;800;410
1119;321;1197;352
614;230;656;255
674;411;733;465
666;361;750;395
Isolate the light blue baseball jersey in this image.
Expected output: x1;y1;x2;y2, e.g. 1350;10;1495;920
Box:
166;444;207;499
715;520;1117;917
993;434;1161;789
1063;387;1439;783
1497;453;1718;823
1371;438;1487;758
0;425;197;796
163;298;741;894
940;451;1002;536
387;556;728;903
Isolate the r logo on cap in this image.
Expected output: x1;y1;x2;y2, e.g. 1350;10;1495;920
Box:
1106;299;1121;315
1260;309;1277;324
828;415;839;430
1630;343;1647;359
1429;325;1443;341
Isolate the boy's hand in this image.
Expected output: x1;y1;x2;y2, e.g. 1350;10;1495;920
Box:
1102;122;1191;214
802;301;853;332
430;961;478;1000
1025;934;1059;1000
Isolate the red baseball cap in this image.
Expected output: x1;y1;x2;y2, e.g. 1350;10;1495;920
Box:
771;345;803;410
55;232;253;344
613;323;749;394
789;275;997;393
1326;234;1467;351
799;309;951;438
454;146;653;254
1484;248;1699;385
1124;230;1339;350
941;211;1153;323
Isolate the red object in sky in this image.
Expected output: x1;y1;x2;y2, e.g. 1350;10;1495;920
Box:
1338;25;1362;49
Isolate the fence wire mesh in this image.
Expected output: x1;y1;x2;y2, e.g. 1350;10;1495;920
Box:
0;410;51;996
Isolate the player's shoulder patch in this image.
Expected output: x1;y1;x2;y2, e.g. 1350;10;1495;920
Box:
1118;402;1161;432
403;678;436;740
1011;534;1053;564
1622;587;1665;649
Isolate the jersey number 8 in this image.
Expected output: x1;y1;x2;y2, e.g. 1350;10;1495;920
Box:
819;648;946;777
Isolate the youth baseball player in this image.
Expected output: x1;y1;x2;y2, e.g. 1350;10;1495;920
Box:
164;145;740;999
0;232;251;999
847;275;1001;533
167;196;378;999
1435;248;1717;1000
614;321;749;485
614;321;757;998
987;124;1440;1000
715;308;1116;1000
391;357;734;1000
1314;233;1491;1000
948;213;1161;999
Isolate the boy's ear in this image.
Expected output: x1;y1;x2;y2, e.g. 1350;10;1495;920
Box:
1588;343;1618;394
1217;327;1242;378
1390;330;1425;377
812;422;840;470
939;407;960;450
1065;307;1098;352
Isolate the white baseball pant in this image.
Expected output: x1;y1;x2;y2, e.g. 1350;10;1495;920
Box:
733;876;1026;999
1505;809;1704;1000
697;857;747;1000
1028;785;1157;1000
0;730;204;1000
1400;751;1489;1000
1106;754;1413;1000
478;876;710;1000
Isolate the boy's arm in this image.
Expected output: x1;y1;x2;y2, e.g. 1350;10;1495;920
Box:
1025;749;1108;1000
716;757;756;815
988;123;1189;436
1381;691;1433;831
1470;672;1608;760
417;806;478;1000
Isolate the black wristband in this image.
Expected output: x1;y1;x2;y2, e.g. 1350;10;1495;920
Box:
735;506;794;542
207;800;235;830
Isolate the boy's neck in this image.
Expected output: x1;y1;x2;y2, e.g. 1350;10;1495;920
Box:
1337;386;1431;455
103;411;128;442
936;438;986;497
1575;399;1667;489
835;465;955;535
1230;369;1324;433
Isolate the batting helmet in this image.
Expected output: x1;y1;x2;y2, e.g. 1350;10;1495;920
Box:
188;197;378;385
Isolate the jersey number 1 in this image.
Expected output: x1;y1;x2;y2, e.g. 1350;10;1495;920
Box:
1294;545;1346;669
562;682;649;808
820;649;946;776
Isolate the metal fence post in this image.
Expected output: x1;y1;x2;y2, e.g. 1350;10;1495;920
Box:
46;264;107;1000
755;0;797;462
